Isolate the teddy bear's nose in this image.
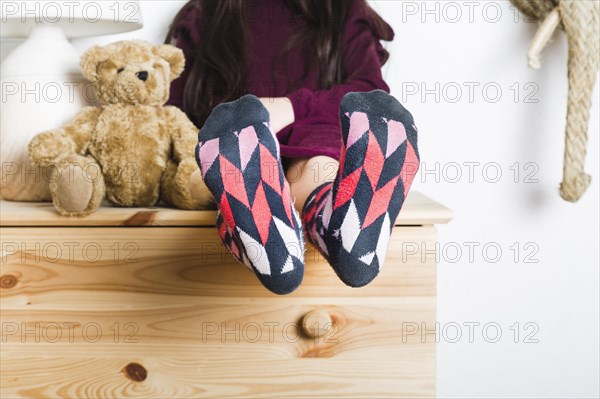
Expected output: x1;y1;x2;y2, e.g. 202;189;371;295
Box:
136;71;149;82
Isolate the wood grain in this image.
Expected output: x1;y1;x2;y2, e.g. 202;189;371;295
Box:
2;301;435;398
1;301;434;348
0;226;436;300
0;192;451;398
0;191;453;227
1;354;435;398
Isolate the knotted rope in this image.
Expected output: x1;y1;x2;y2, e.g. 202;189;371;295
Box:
511;0;600;202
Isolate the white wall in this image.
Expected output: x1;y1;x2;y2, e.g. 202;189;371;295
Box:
378;2;599;398
2;1;598;397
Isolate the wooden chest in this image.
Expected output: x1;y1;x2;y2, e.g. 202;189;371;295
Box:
0;192;452;398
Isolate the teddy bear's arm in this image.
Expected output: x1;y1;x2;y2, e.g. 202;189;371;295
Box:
160;106;212;210
163;106;199;162
29;107;101;166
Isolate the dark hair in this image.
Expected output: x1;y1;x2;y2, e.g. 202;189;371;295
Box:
166;0;392;127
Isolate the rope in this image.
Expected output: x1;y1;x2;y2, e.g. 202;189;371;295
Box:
511;0;599;202
511;0;561;21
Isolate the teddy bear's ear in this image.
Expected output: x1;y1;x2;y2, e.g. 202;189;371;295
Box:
80;45;109;83
153;44;185;80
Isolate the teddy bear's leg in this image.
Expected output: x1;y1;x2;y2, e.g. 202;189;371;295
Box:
161;157;214;210
50;154;105;217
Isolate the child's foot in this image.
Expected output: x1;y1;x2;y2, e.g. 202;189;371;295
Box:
196;95;304;295
302;90;420;287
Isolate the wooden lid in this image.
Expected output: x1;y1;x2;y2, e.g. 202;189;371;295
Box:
0;191;452;227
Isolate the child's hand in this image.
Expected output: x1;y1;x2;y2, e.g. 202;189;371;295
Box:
259;97;295;134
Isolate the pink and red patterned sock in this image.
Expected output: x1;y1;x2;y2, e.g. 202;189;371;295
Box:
302;90;420;287
196;95;304;295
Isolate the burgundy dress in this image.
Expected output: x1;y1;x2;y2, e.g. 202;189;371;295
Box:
167;0;394;161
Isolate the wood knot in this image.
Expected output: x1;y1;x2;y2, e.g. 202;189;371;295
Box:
123;211;158;226
123;362;147;382
300;345;337;358
0;275;17;289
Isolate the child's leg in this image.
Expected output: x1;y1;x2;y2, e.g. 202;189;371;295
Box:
286;156;339;213
195;95;305;295
300;90;420;287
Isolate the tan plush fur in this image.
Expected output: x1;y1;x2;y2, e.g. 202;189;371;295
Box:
28;40;212;217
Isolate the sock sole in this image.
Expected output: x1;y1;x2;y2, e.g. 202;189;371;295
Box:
196;95;305;295
307;90;419;287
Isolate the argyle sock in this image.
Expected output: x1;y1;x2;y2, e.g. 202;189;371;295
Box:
302;90;420;287
196;95;304;295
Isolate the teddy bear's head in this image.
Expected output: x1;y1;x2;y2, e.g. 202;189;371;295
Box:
80;40;184;106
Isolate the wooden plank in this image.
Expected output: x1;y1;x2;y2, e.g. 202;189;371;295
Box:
0;191;445;398
0;302;435;348
0;226;436;300
0;355;435;398
0;191;453;227
1;300;435;398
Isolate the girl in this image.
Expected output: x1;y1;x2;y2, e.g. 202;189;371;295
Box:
167;0;419;294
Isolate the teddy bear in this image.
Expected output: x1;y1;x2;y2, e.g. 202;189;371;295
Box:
28;40;212;216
